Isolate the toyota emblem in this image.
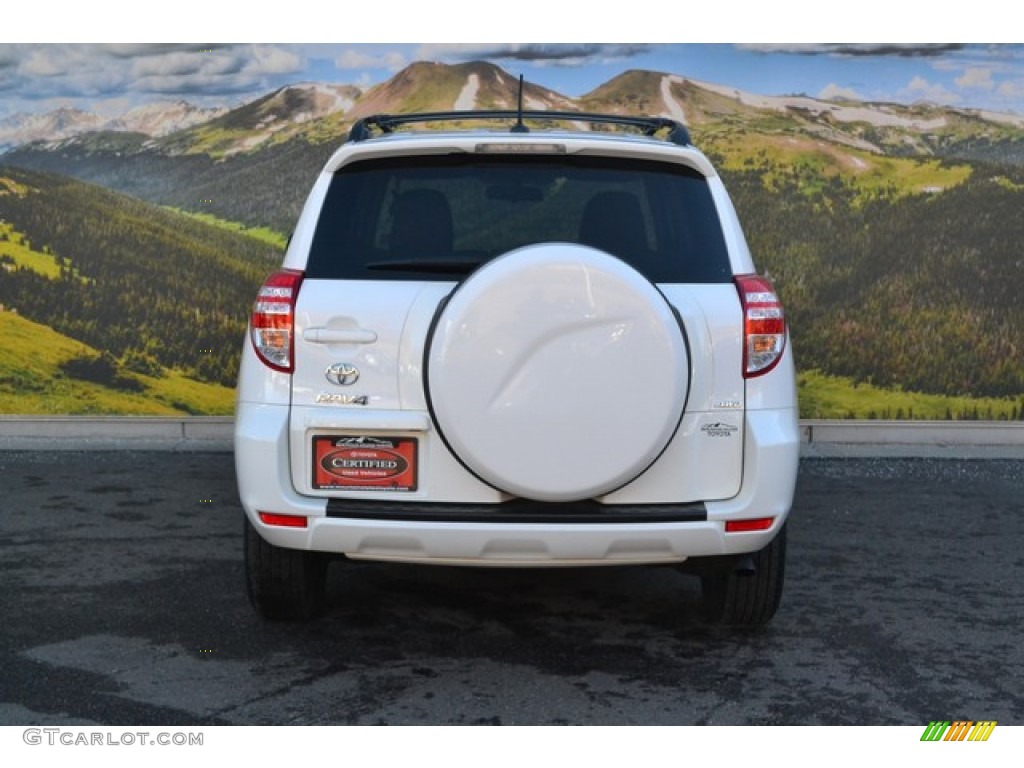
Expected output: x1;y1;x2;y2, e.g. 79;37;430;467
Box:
325;363;360;386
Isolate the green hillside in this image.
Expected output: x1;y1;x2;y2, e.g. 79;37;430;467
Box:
706;132;974;201
0;166;281;414
3;136;333;234
798;370;1022;421
722;162;1024;400
0;310;234;414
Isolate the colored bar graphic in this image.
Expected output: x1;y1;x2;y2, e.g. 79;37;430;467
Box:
968;721;997;742
920;720;997;742
945;721;972;741
921;721;950;741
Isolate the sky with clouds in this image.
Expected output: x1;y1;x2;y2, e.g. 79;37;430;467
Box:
4;4;1024;122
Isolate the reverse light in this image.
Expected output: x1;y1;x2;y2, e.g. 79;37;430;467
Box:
258;512;308;528
251;269;303;372
735;274;786;378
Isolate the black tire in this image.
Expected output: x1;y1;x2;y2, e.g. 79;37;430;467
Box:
700;524;786;628
244;515;329;621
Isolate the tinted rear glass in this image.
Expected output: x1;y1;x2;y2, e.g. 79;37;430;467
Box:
306;153;732;283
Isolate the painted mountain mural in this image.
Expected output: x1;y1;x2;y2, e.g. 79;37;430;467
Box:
2;61;1023;417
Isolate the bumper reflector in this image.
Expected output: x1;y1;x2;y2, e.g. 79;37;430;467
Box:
725;517;775;533
258;512;308;528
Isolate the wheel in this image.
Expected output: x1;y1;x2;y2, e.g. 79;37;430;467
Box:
700;524;786;627
244;515;329;620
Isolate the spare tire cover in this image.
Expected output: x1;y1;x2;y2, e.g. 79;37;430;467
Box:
425;243;690;502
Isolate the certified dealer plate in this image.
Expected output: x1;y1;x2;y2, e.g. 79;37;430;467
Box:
312;436;418;492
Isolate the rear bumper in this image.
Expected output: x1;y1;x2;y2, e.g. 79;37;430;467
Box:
325;497;706;524
234;402;799;566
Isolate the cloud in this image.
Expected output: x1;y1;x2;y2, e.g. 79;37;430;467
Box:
131;46;301;85
0;46;22;69
741;44;965;58
102;44;232;59
416;43;654;66
246;45;303;75
819;83;862;101
131;50;244;79
20;47;80;78
0;44;303;104
903;75;961;105
996;79;1024;100
334;49;408;71
955;67;995;91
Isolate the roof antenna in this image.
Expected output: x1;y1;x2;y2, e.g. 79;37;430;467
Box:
511;74;529;133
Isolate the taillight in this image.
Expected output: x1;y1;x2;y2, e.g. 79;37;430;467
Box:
735;274;786;378
251;269;303;373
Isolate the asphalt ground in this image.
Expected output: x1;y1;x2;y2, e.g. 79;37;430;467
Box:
0;451;1021;726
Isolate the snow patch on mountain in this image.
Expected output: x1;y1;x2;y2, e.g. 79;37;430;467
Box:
0;101;226;148
0;108;104;148
692;79;949;130
454;74;480;110
660;75;687;123
114;101;226;136
287;83;358;117
978;109;1024;127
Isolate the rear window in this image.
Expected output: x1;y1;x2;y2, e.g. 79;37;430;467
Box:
306;153;732;283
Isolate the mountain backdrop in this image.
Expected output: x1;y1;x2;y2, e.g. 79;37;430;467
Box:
2;60;1023;417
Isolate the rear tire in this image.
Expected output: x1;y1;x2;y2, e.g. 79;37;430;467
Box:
700;524;786;627
244;515;329;620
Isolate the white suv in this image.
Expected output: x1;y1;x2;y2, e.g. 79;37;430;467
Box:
234;109;799;626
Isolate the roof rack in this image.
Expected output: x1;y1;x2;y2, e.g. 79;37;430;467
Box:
346;110;692;147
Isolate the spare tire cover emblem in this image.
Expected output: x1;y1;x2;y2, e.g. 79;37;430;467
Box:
325;363;360;386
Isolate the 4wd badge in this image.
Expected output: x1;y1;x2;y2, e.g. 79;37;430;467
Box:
701;422;739;438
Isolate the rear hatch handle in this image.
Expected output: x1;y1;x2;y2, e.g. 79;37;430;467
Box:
302;327;378;344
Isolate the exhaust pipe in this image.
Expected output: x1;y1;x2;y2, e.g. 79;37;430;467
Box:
734;555;756;577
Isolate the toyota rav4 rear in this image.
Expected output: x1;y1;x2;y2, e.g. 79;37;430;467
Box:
235;110;799;626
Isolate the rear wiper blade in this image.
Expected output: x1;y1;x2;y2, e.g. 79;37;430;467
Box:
366;259;484;275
